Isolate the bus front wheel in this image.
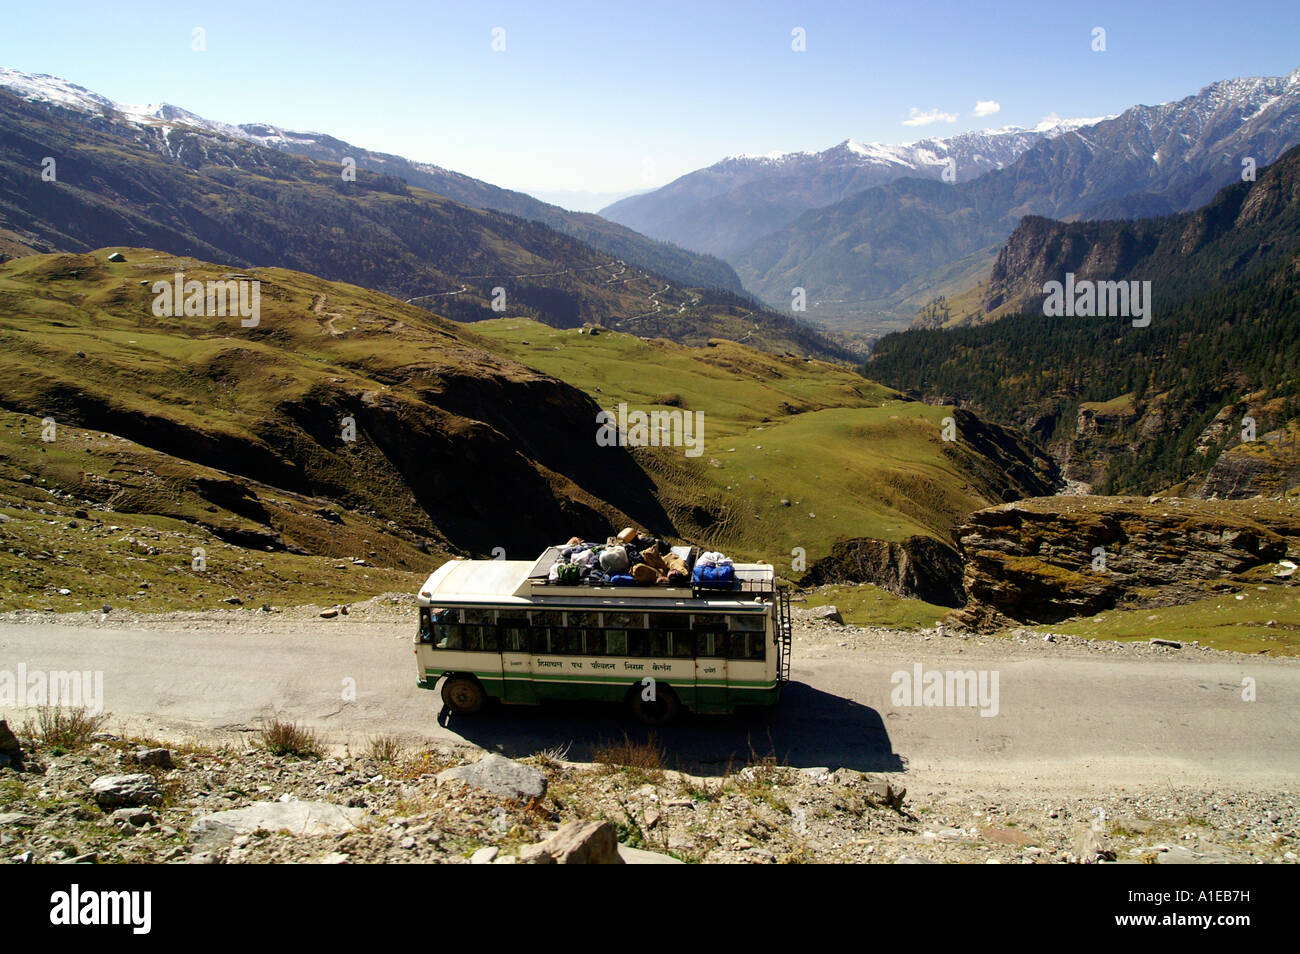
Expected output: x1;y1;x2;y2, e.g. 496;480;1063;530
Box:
441;675;486;714
629;683;681;726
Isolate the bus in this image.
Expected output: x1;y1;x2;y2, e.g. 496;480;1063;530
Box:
414;546;793;724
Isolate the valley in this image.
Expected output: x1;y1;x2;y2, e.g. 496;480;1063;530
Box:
1;32;1298;878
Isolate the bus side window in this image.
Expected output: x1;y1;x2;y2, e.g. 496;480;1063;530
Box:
529;628;550;654
670;632;695;657
433;623;463;650
461;624;483;651
602;629;628;656
627;630;648;657
648;631;671;658
552;629;583;655
724;632;765;660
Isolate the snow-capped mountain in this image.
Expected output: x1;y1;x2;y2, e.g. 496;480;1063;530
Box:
0;67;744;293
599;119;1103;258
730;66;1300;333
0;67;264;142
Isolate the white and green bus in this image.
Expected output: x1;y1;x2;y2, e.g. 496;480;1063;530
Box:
414;547;792;724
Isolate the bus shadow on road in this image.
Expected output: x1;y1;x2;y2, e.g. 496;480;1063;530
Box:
441;680;902;776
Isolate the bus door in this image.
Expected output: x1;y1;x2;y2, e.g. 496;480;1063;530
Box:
691;616;730;714
497;612;536;703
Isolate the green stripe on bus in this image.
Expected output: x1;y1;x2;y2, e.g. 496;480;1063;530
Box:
426;669;777;691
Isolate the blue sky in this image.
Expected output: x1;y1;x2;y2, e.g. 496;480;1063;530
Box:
2;0;1297;207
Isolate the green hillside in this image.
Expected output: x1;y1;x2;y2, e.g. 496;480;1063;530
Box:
475;318;1054;569
0;249;1056;609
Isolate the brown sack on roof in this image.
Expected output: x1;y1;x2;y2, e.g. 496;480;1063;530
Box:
630;563;661;585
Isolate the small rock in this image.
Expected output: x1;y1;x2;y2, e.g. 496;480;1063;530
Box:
1149;638;1182;649
89;774;162;808
111;807;158;829
471;846;499;864
1073;826;1116;863
134;747;174;769
320;608;339;619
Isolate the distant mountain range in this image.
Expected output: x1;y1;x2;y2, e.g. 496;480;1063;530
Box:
605;67;1300;336
0;69;846;359
600;120;1100;259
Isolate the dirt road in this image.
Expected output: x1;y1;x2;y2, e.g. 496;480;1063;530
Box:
3;604;1296;795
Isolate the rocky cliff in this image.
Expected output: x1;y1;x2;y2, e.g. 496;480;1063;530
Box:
800;535;965;607
949;496;1300;631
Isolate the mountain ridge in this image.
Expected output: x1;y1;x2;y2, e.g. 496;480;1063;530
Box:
600;120;1100;259
728;66;1300;334
0;66;744;295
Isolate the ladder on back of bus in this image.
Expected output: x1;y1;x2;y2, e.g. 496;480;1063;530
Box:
776;585;793;683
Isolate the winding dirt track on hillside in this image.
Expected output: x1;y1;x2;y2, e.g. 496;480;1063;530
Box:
2;607;1297;797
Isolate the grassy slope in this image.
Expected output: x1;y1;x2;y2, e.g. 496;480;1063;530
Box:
1051;586;1300;657
801;584;949;630
474;317;1022;571
0;410;426;611
0;248;662;609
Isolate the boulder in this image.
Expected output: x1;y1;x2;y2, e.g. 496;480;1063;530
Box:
0;721;23;770
133;747;174;769
191;801;365;844
518;820;623;865
436;754;546;802
807;605;844;625
89;774;162;808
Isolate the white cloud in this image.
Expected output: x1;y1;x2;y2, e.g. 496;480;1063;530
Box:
972;100;1001;117
902;107;958;127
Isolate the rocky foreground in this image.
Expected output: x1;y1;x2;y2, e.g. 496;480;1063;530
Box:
1;719;1297;865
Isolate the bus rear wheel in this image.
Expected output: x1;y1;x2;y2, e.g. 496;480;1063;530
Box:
629;683;681;726
441;675;486;714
